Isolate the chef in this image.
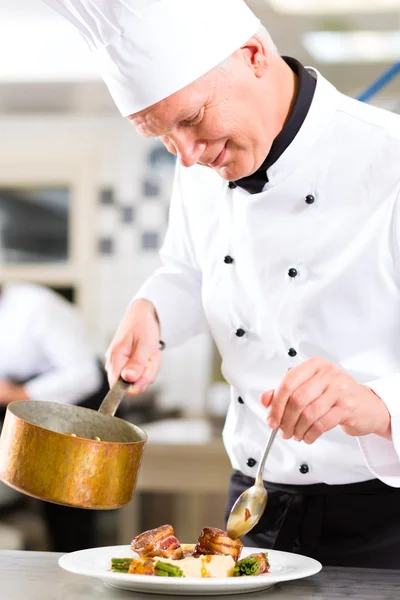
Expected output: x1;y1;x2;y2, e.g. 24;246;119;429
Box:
43;0;400;567
0;281;108;551
0;282;102;409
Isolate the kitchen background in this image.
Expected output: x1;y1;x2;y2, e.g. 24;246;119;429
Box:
0;0;399;552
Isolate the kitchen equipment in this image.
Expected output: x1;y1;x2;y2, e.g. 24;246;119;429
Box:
226;429;277;539
0;378;146;509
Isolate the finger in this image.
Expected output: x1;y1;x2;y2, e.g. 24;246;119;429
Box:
279;375;329;439
261;390;274;409
106;339;134;388
268;357;323;429
107;339;154;392
131;352;163;395
127;364;151;396
121;340;158;381
292;388;337;441
302;405;343;444
146;352;163;384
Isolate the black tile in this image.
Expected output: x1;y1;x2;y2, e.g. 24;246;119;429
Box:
99;188;115;205
98;237;114;255
121;206;135;224
143;179;160;197
141;232;159;250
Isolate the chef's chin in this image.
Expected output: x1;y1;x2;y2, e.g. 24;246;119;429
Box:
217;161;253;182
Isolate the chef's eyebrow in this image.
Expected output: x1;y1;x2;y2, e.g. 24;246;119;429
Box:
167;102;205;130
177;103;204;122
131;102;205;136
132;114;170;137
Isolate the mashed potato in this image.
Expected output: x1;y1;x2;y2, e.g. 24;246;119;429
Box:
155;555;235;578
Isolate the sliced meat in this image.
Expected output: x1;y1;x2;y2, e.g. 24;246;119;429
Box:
253;552;270;574
192;527;243;562
130;524;183;560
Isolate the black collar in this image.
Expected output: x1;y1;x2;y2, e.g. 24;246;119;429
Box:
232;57;316;195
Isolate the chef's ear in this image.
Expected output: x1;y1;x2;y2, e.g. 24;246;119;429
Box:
240;36;268;78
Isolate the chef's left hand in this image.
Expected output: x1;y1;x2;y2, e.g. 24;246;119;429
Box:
0;380;29;405
261;357;391;444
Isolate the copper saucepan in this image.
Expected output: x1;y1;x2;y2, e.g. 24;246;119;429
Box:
0;378;147;509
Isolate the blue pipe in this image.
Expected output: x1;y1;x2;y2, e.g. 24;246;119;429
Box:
357;62;400;102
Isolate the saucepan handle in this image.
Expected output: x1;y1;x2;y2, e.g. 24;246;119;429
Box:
98;377;131;417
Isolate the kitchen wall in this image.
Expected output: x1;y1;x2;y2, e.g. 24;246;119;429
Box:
0;113;213;416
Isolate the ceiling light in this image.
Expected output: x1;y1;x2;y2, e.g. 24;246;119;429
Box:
267;0;400;14
0;17;99;82
303;30;400;63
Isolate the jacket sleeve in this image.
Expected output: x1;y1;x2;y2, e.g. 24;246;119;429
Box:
133;164;209;347
357;189;400;486
357;376;400;487
25;292;101;405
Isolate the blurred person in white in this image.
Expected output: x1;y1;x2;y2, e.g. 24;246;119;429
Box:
0;282;109;552
43;0;400;567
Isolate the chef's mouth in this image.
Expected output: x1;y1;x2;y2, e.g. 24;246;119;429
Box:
207;144;227;168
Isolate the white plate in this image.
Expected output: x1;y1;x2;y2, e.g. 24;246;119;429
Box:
59;545;322;596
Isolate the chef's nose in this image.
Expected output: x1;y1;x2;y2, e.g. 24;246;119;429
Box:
172;131;206;168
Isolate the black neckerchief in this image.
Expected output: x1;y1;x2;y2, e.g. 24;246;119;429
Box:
232;56;316;194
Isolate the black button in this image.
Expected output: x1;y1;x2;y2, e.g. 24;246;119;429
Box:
288;348;297;357
228;181;237;189
305;194;315;205
299;464;309;474
238;396;244;404
224;255;234;264
235;328;246;337
247;458;257;467
288;268;298;278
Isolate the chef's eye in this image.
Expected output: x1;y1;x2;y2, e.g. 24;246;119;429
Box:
181;109;203;126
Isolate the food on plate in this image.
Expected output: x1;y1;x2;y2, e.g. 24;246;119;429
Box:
192;527;243;562
156;554;235;578
234;552;270;577
112;557;183;577
111;524;270;578
111;558;137;573
112;555;234;577
130;524;183;560
181;543;196;558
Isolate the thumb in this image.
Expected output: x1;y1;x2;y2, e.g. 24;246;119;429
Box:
121;344;153;383
261;389;274;409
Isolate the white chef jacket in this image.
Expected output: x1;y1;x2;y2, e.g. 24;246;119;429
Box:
135;67;400;487
0;283;101;405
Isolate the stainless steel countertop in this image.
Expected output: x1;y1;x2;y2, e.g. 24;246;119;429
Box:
1;550;399;599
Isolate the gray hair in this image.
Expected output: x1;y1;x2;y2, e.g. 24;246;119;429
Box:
255;23;278;54
217;24;278;72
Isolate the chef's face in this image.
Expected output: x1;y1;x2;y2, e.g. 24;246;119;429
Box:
128;39;283;181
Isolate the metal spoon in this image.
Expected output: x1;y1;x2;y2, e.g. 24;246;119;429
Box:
226;428;278;539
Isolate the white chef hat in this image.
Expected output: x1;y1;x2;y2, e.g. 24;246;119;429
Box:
42;0;260;117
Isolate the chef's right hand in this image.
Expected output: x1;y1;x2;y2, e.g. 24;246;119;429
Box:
105;299;163;396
